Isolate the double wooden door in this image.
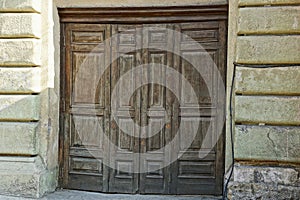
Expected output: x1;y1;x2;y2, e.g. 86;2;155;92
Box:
60;21;226;195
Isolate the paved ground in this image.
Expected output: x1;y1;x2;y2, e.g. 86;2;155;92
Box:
0;190;222;200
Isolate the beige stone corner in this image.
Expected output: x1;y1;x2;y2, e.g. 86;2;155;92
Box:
238;7;300;35
0;95;40;121
235;66;300;95
0;67;41;93
0;156;49;198
235;125;300;162
0;39;41;66
0;13;41;38
235;96;300;125
236;36;300;64
0;122;38;155
0;0;41;13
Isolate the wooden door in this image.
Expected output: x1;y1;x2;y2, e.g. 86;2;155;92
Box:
169;22;226;195
138;24;174;194
60;8;227;195
61;24;111;192
108;25;142;193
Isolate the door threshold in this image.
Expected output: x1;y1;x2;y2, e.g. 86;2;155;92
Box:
40;189;222;200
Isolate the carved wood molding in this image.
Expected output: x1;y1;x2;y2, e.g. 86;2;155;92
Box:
58;5;228;23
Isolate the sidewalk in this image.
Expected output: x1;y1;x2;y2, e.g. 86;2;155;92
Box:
0;190;222;200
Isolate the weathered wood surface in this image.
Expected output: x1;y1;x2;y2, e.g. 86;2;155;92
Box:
60;6;227;195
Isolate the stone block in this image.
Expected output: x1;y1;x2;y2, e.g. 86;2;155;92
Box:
239;0;300;6
0;13;41;38
0;67;41;93
0;95;40;121
229;164;300;200
235;66;300;95
236;36;300;64
234;164;299;185
228;182;300;200
235;96;300;125
235;125;300;162
277;185;300;200
0;156;45;198
0;39;41;66
238;7;300;34
0;122;38;155
0;0;41;13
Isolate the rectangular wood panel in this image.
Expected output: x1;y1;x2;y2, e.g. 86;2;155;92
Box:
72;52;105;106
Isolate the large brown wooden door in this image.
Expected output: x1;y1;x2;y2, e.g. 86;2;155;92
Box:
60;6;227;195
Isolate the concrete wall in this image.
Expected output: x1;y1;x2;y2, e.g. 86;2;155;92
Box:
0;0;59;198
228;0;300;199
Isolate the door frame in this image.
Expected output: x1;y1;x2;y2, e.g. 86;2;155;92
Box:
58;5;228;194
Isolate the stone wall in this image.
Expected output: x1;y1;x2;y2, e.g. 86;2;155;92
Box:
228;0;300;199
0;0;58;198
